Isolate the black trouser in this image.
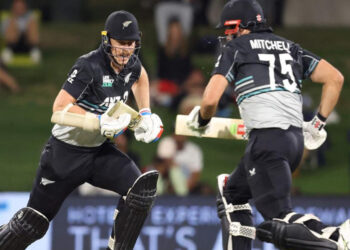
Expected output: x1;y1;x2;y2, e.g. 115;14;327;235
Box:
224;126;304;220
27;136;141;221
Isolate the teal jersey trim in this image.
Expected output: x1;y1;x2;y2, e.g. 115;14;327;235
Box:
235;76;254;86
81;100;108;111
237;87;301;105
305;59;319;78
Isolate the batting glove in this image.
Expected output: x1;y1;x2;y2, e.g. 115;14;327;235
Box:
186;106;210;137
303;114;327;150
134;108;163;143
99;106;131;139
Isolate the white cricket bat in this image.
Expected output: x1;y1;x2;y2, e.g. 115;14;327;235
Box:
175;114;246;140
51;101;141;131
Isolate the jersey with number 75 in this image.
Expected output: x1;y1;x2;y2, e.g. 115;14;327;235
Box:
212;31;320;131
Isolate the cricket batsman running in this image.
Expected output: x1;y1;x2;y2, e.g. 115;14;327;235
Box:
186;0;349;249
0;10;163;250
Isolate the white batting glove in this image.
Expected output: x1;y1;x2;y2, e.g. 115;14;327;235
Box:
99;107;131;139
303;115;327;150
186;106;210;137
134;108;163;143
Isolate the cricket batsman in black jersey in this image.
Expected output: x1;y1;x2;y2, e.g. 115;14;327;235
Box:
0;10;163;250
187;0;349;249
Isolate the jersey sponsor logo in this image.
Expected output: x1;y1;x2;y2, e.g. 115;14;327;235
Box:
123;21;132;29
67;69;78;84
250;39;290;52
100;92;129;108
40;177;56;186
124;72;132;84
102;75;114;87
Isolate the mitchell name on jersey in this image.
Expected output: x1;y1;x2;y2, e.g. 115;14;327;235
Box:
250;39;290;52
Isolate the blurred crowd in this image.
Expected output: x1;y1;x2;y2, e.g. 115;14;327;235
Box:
0;0;41;93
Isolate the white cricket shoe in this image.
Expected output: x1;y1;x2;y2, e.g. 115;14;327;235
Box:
338;219;350;250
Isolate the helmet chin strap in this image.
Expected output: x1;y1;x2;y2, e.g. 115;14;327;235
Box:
109;54;128;73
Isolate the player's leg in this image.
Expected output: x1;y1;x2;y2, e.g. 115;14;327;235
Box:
248;127;339;249
257;213;350;250
90;142;158;250
216;158;255;250
0;136;94;249
0;207;49;250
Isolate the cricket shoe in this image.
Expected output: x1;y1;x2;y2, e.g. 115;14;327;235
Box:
323;219;350;250
337;219;350;250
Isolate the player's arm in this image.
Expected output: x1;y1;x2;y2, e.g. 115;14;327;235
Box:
132;66;150;110
187;43;235;130
310;59;344;118
303;59;343;150
52;89;86;114
200;74;229;120
187;74;229;130
132;66;163;143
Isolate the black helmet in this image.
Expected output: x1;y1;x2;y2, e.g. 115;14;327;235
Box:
101;10;141;68
217;0;265;35
103;10;141;41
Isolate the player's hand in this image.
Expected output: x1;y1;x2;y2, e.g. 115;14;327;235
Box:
186;106;209;137
303;115;327;150
134;108;163;143
99;107;131;139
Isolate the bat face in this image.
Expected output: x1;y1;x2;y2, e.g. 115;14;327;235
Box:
107;101;141;131
175;115;246;140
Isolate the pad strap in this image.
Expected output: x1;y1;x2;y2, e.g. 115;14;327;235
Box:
321;227;338;239
58;103;74;123
294;214;321;224
226;203;252;213
229;222;256;239
108;236;115;250
275;212;320;224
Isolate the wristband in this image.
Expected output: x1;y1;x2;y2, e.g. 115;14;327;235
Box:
316;112;327;122
139;108;151;116
198;112;211;127
311;115;326;131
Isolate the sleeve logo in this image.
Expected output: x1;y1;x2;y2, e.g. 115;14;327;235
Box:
67;69;78;84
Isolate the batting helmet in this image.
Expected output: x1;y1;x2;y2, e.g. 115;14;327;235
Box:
102;10;141;42
101;11;141;67
217;0;265;35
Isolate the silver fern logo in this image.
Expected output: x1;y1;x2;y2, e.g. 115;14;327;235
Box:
123;21;132;29
124;72;132;84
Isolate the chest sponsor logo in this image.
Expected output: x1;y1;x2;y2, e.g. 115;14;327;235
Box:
102;75;114;87
100;92;129;108
67;69;78;84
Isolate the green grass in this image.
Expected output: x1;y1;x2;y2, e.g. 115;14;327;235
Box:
0;22;349;194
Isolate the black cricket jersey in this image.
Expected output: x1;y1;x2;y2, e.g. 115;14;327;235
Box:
63;46;141;114
212;31;321;131
52;46;142;147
